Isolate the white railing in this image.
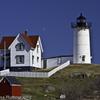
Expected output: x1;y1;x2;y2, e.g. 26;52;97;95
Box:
3;60;70;78
6;71;48;78
0;69;10;76
48;60;70;77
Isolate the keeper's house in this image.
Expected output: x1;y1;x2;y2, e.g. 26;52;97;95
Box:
0;31;43;71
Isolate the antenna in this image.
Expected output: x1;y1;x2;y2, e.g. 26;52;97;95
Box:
4;40;6;70
80;12;83;16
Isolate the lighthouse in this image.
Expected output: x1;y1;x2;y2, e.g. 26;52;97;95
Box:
72;13;91;64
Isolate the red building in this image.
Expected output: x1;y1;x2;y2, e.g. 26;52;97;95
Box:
0;76;21;96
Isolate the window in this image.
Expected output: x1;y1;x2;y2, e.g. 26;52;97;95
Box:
37;57;39;62
32;56;34;64
82;55;85;62
15;43;25;51
57;58;61;65
16;55;24;64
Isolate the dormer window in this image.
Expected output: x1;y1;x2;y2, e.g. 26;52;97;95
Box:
15;43;25;51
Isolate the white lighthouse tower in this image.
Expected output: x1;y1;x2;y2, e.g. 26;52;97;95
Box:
72;13;91;64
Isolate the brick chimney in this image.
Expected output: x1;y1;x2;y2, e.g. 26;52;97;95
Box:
24;30;28;36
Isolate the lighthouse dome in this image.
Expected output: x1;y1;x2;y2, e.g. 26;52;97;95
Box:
76;13;91;28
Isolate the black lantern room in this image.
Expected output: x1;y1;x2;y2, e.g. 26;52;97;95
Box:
71;13;91;28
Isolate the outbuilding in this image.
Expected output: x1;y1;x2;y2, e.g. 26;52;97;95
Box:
0;76;21;96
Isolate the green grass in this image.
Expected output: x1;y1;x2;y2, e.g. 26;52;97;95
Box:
53;64;100;77
16;64;100;100
2;64;100;100
31;66;57;72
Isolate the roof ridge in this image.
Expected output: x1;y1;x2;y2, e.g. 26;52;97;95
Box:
4;76;21;85
21;32;39;48
0;32;39;49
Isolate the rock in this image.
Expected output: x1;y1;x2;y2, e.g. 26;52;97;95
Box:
60;94;66;99
44;85;55;93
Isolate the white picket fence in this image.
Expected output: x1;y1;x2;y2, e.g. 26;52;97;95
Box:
2;60;70;78
0;69;10;76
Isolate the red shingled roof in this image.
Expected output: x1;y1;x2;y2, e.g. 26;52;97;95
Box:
0;36;15;49
21;33;39;48
0;32;39;49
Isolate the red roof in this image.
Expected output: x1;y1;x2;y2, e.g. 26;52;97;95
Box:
21;33;39;48
0;36;15;49
0;32;39;49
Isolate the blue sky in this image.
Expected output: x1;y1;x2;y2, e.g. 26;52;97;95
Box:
0;0;99;63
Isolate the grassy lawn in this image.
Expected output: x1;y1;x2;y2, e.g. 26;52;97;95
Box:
53;64;100;77
1;64;100;100
31;66;57;72
17;64;100;100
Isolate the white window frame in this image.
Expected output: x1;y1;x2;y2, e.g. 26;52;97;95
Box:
32;56;34;64
37;57;39;63
15;43;25;51
16;55;24;64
